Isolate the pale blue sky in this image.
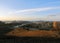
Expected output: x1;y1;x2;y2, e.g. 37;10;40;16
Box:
0;0;60;21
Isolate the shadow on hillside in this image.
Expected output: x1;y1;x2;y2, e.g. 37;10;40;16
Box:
0;36;60;43
0;27;14;38
0;27;60;43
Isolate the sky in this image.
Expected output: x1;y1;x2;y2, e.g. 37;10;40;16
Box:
0;0;60;21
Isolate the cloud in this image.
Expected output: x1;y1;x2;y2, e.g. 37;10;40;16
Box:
9;7;60;14
48;13;60;17
0;6;60;21
16;8;52;13
43;13;60;21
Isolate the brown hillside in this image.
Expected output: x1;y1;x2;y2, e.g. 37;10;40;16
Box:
6;28;60;38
